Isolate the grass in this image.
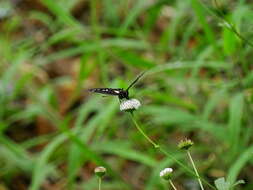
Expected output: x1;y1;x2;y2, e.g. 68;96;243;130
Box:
0;0;253;189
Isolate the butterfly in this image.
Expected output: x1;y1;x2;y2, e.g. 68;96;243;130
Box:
88;72;145;100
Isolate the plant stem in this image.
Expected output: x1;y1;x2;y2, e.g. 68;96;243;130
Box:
130;113;194;174
130;112;159;148
187;150;204;190
169;180;178;190
98;177;101;190
201;0;253;48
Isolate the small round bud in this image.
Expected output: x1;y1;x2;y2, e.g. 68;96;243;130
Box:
178;138;194;150
94;166;106;178
120;98;141;112
160;168;173;180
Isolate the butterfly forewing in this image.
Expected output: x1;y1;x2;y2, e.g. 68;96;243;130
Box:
88;88;123;96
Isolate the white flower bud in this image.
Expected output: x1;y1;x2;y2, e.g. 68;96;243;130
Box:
94;166;106;178
120;99;141;112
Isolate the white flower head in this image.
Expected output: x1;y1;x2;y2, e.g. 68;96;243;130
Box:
120;98;141;112
160;168;173;180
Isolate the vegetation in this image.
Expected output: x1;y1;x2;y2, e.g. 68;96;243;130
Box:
0;0;253;189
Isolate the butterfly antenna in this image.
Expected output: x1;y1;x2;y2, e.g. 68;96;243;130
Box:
126;71;146;91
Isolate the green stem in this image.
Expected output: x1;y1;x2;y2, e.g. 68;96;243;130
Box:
98;177;102;190
187;150;204;190
130;112;159;148
201;0;253;48
169;180;178;190
130;113;193;174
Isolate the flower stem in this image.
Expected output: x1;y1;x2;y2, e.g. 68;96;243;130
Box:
130;112;159;148
98;177;101;190
187;150;204;190
130;113;193;174
169;180;178;190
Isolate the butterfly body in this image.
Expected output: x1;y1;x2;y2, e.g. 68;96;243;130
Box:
88;72;145;100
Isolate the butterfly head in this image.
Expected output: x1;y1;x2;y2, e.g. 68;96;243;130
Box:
119;90;129;100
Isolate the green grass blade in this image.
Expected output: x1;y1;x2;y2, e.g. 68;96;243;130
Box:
228;93;244;158
227;145;253;185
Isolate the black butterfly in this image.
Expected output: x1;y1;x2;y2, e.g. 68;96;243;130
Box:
88;72;145;100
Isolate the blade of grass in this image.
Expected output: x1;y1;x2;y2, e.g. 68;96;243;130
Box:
67;99;118;187
202;90;227;120
113;50;156;69
93;141;157;167
191;0;219;54
41;0;81;28
42;39;149;65
118;0;147;36
228;93;244;159
0;134;34;172
227;145;253;185
29;134;67;190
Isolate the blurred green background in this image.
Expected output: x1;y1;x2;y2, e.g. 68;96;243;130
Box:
0;0;253;189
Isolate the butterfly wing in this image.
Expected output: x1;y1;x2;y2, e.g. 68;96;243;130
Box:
88;71;145;98
88;88;123;96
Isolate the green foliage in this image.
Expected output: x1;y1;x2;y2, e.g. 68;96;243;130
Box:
0;0;253;189
214;177;245;190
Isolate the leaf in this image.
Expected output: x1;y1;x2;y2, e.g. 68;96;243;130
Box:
214;177;230;190
214;177;245;190
93;141;157;167
202;90;227;120
41;0;80;27
67;99;118;186
0;135;34;172
227;145;253;184
191;0;217;48
118;0;147;36
114;50;155;69
232;180;245;187
44;39;149;64
242;71;253;88
222;26;238;55
228;93;244;158
30;134;67;190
